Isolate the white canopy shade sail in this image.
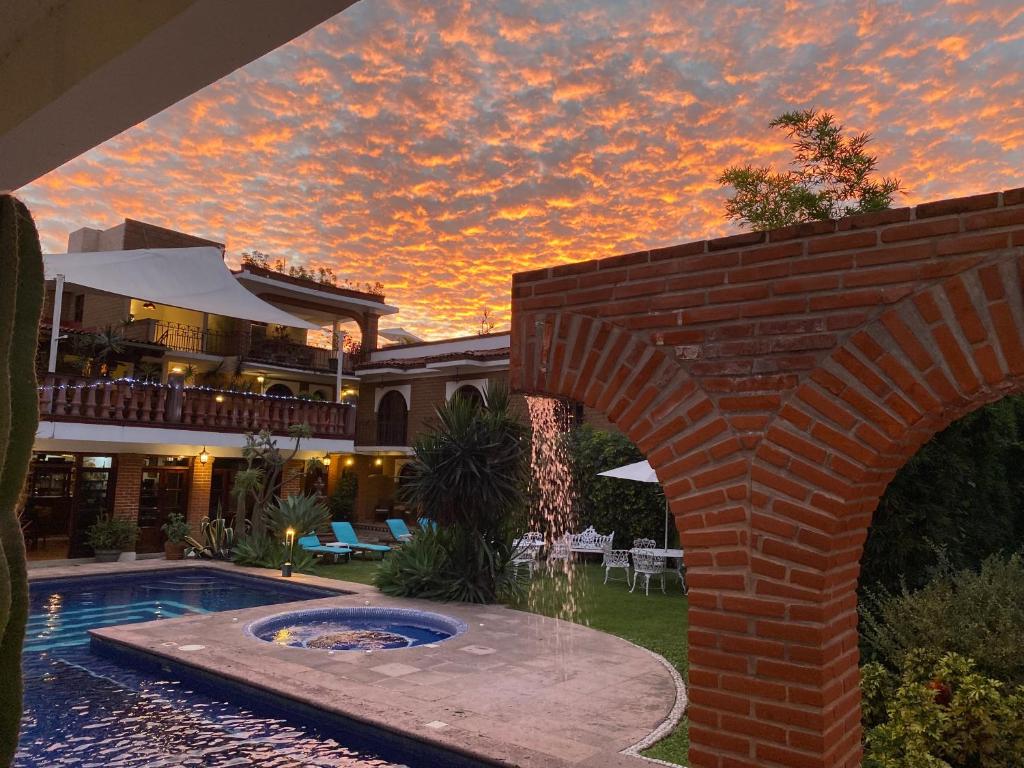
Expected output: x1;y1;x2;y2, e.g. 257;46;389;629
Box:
597;459;658;483
44;247;319;330
597;459;672;549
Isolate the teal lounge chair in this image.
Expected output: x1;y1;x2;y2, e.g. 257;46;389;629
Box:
331;522;391;558
298;534;351;561
386;518;414;543
418;517;438;533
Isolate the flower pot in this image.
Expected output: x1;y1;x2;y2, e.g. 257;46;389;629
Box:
164;541;187;560
94;549;120;563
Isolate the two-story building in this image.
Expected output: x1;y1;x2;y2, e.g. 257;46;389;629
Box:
27;219;395;560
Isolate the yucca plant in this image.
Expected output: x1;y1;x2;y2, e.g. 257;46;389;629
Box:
0;195;45;763
398;381;528;603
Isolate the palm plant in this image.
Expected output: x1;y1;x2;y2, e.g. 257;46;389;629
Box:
395;381;528;602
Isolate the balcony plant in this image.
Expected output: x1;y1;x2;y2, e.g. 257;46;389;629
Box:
160;512;191;560
86;515;139;562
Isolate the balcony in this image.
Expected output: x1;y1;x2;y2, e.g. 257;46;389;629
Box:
38;374;356;439
122;319;356;373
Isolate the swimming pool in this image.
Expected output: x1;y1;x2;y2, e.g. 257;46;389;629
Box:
20;568;490;767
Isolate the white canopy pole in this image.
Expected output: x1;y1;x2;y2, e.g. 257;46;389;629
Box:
47;273;64;373
334;320;344;402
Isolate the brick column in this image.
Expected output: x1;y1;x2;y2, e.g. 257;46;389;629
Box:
280;459;305;499
112;454;145;524
186;457;213;537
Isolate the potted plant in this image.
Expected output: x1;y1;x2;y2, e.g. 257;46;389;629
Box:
86;514;138;562
161;512;190;560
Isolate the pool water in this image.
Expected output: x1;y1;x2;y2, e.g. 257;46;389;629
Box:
19;569;488;767
249;607;466;651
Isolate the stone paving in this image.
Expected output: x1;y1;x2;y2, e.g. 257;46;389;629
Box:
30;560;681;767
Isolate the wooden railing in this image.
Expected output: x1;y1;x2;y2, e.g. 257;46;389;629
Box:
38;375;356;439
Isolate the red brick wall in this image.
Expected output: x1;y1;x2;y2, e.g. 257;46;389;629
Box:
111;454;144;525
280;459;305;499
186;458;213;536
511;188;1024;768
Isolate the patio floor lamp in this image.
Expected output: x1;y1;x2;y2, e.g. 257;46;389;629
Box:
282;527;295;577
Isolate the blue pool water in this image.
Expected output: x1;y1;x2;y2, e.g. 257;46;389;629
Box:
19;569;488;767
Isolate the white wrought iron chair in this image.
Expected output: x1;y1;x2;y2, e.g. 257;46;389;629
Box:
521;531;544;545
602;543;632;586
676;550;687;594
630;550;667;596
569;526;614;555
633;538;657;550
548;536;572;564
511;538;541;579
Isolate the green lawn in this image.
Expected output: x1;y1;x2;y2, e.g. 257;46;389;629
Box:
313;558;689;765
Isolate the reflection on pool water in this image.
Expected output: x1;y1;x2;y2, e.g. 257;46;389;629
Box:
249;607;467;651
20;569;488;767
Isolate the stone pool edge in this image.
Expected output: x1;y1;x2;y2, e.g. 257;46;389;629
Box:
40;560;674;768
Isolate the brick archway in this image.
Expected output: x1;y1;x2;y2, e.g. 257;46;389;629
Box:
510;189;1024;768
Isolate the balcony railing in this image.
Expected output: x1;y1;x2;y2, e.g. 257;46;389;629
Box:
38;375;356;439
122;320;356;373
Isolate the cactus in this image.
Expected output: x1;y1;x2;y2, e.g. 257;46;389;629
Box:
0;195;45;763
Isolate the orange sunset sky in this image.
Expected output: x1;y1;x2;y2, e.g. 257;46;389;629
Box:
17;0;1024;339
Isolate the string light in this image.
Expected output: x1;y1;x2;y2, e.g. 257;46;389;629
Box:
36;377;349;405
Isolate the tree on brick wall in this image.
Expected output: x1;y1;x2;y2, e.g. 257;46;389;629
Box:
719;109;904;232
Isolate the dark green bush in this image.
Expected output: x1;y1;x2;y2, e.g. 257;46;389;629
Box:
862;395;1024;594
232;532;318;573
375;527;524;602
328;471;358;520
569;425;669;547
860;552;1024;685
862;652;1024;768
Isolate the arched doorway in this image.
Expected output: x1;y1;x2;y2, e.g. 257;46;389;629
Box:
377;389;408;445
511;189;1024;768
452;383;485;408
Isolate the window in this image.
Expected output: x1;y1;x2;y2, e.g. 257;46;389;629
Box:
377;390;408;445
452;384;485;409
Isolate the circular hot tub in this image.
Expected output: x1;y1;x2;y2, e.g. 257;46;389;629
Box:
245;607;467;651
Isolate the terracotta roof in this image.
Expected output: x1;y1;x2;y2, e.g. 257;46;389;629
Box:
356;347;510;371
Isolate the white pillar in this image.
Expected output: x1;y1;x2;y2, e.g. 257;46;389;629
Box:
334;319;345;402
47;274;65;373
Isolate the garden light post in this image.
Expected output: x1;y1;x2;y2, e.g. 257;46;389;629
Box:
282;528;295;577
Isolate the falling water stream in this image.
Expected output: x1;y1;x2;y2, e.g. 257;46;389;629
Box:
525;396;584;664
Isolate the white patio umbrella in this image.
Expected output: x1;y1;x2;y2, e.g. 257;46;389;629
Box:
597;460;670;548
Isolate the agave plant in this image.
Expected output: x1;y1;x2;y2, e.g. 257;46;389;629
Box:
264;493;330;538
184;506;235;559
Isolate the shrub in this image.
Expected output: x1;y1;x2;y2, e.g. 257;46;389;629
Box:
569;425;669;547
860;552;1024;685
160;512;190;543
328;472;357;520
86;514;138;551
862;652;1024;768
264;493;331;538
232;532;318;573
374;527;524;603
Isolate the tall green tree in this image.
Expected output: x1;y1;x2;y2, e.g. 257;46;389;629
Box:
719;108;904;231
0;195;45;763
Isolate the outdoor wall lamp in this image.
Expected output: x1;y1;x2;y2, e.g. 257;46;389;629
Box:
282;528;295;577
256;375;265;383
215;395;224;403
374;457;383;467
142;301;156;310
198;447;210;464
171;365;183;374
344;456;354;467
322;454;332;467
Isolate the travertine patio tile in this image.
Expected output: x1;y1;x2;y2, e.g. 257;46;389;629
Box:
80;560;677;768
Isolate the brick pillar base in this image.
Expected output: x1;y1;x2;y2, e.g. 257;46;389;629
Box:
280;459;305;499
112;454;144;525
187;457;213;538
